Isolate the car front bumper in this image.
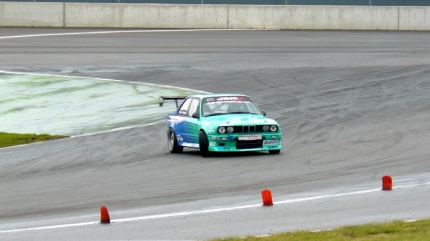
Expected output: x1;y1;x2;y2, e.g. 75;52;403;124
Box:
206;133;282;152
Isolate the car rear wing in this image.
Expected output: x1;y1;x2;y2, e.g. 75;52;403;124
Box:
159;96;186;108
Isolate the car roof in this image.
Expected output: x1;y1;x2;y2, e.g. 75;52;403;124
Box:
187;93;248;99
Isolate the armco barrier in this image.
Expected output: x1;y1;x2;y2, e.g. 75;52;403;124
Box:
0;2;429;30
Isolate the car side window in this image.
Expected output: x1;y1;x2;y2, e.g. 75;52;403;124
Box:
188;99;200;118
178;98;192;116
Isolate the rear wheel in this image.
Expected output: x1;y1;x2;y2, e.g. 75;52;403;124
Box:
199;130;210;157
269;150;280;154
168;129;183;153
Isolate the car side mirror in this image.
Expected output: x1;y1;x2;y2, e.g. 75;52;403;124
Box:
261;110;266;116
192;111;199;118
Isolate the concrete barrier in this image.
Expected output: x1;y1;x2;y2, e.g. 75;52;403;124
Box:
399;7;430;30
65;3;228;29
228;5;399;30
0;2;63;27
0;2;429;30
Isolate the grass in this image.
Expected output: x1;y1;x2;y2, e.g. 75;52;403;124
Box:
211;219;430;241
0;132;67;148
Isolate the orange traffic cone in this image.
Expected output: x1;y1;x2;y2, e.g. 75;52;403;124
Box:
382;175;392;190
262;189;273;206
100;206;110;224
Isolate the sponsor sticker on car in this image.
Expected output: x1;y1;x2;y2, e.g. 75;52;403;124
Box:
169;116;183;123
263;140;279;146
238;134;262;140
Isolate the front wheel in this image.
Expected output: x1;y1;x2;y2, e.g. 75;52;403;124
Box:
168;129;183;153
199;130;210;157
269;150;280;154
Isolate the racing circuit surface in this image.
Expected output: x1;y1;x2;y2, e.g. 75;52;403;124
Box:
1;28;430;240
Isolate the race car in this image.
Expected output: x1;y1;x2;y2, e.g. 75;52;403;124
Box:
160;93;282;157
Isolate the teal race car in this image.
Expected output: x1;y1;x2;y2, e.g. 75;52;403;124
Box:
160;93;282;157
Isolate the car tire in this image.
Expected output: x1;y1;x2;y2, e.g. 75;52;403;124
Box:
269;150;280;154
199;130;210;157
168;128;183;153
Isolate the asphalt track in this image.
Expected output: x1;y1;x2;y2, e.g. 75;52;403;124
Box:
1;28;430;240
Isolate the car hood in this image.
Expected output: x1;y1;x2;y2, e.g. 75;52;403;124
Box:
201;114;278;126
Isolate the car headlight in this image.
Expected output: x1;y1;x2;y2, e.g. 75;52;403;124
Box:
270;125;278;132
218;126;226;134
263;125;270;132
227;127;234;133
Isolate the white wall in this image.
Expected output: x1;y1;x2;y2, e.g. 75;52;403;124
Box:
399;6;430;30
0;2;429;30
227;5;399;30
0;2;63;27
65;3;228;28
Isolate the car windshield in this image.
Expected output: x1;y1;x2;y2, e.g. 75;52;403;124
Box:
201;96;262;117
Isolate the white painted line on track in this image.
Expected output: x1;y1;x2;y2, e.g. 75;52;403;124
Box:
274;188;382;205
0;140;47;151
1;181;428;234
0;29;258;40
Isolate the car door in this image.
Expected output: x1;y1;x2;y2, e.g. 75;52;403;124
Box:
184;98;200;145
173;98;192;144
